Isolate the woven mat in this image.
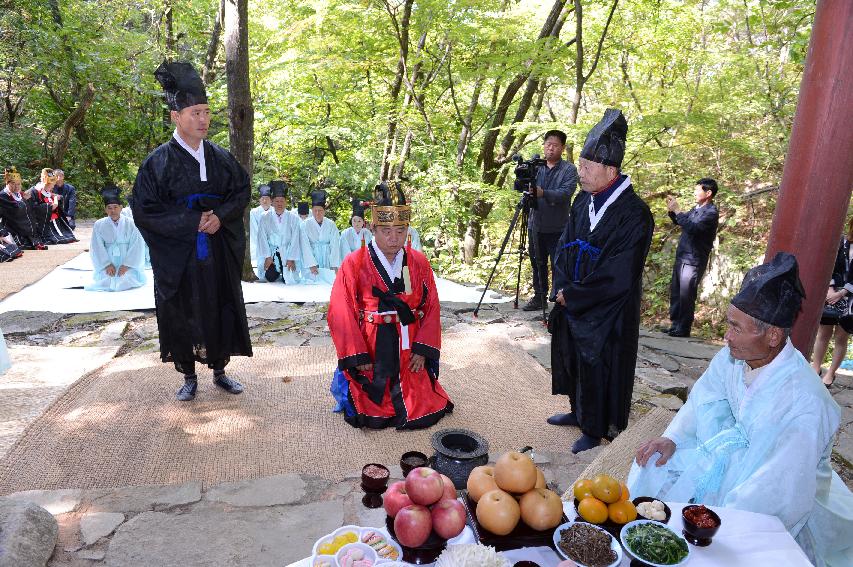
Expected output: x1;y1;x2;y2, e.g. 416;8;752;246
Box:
562;407;675;495
0;335;579;493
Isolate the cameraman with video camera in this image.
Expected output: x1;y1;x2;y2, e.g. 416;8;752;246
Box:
521;130;578;312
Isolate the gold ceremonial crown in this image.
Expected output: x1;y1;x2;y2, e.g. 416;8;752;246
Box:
3;166;21;184
371;180;411;227
41;168;57;184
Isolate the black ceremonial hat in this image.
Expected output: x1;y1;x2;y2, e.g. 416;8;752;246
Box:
258;184;271;197
580;108;628;168
351;198;366;219
297;202;309;215
731;252;805;328
100;185;122;206
154;60;208;111
372;180;410;227
310;190;327;208
269;180;289;199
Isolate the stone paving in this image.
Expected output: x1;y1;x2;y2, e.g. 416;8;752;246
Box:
0;298;851;565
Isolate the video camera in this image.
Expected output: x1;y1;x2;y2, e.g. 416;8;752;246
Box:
512;153;547;197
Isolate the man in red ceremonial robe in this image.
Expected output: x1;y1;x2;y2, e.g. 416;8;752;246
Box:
328;181;453;429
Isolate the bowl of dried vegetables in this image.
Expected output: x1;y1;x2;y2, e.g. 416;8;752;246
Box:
552;521;621;567
620;520;690;566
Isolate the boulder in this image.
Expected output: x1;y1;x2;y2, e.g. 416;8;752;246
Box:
0;499;58;567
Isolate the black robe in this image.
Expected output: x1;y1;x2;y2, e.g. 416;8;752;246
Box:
550;179;654;439
132;137;252;366
31;189;76;244
0;189;48;249
0;227;22;261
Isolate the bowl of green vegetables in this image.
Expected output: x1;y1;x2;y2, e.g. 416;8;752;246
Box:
619;520;690;566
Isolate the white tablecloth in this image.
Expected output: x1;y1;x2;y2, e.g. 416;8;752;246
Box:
290;500;813;566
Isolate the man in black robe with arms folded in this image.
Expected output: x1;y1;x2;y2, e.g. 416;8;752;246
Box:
548;109;654;453
132;61;252;401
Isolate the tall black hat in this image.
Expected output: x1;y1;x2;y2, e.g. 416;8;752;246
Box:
310;190;327;208
269;180;289;199
372;181;410;227
297;202;310;215
731;252;805;328
100;185;122;206
580;108;628;167
351;198;366;219
258;184;271;198
154;61;208;111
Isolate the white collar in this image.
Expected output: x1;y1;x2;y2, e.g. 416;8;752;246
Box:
173;130;208;181
5;187;22;201
588;175;631;231
371;241;404;280
742;339;795;387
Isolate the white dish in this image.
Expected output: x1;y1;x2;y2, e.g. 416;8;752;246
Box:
552;521;622;567
336;542;377;566
310;525;403;565
620;519;691;567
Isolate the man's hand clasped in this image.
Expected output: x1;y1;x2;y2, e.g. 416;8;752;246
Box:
355;354;426;374
198;210;221;234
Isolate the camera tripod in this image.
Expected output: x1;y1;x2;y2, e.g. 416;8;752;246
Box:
473;190;547;324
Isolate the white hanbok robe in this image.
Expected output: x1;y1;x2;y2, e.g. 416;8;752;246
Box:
85;216;147;292
339;226;372;260
255;210;315;284
301;217;340;284
121;206;151;268
407;226;422;251
249;204;272;261
628;341;853;566
0;327;10;375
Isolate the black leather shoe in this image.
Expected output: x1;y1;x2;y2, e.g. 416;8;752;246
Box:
213;373;244;394
668;329;690;338
176;379;197;401
547;412;580;426
571;434;602;454
521;296;544;311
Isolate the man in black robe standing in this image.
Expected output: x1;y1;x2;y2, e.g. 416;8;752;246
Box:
547;109;654;453
665;178;719;337
132;61;252;401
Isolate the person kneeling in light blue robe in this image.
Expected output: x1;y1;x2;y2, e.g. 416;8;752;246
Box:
339;198;372;261
628;252;853;567
249;183;272;262
255;180;316;284
120;198;151;268
86;186;147;292
301;189;339;285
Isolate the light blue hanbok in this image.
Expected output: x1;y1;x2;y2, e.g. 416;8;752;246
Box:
628;341;853;566
339;226;372;261
85;216;147;292
121;206;151;268
0;327;10;375
301;216;340;284
249;204;272;261
255;210;315;284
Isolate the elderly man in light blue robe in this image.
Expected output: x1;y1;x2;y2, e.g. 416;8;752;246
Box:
301;189;339;285
249;183;272;261
86;187;147;292
628;252;853;566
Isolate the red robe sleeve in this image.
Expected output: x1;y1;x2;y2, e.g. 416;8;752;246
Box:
409;250;441;361
328;249;372;369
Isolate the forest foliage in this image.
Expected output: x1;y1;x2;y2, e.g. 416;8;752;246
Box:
0;0;815;333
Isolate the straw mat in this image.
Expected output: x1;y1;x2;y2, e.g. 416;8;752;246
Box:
0;335;579;493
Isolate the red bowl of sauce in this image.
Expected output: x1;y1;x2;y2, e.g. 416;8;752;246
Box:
681;504;721;547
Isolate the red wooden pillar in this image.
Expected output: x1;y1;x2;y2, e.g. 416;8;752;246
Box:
765;0;853;357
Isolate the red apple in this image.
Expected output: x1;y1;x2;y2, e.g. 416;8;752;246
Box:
405;467;444;506
439;473;457;501
394;504;433;547
384;481;414;518
430;498;466;539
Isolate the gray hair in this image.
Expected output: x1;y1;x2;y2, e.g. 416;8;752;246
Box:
750;315;791;340
53;169;64;175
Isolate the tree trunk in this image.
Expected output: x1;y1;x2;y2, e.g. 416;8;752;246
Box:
379;0;414;180
52;83;95;167
202;0;225;85
463;0;567;263
224;0;255;281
